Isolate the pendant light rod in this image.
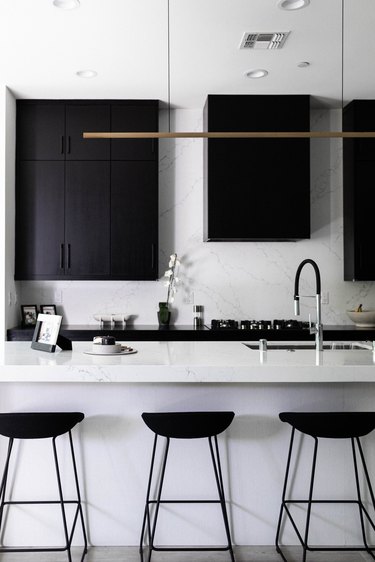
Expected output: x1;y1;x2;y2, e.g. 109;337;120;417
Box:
83;131;375;139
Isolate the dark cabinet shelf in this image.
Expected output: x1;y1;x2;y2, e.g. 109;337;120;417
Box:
15;99;159;281
343;100;375;281
203;95;310;241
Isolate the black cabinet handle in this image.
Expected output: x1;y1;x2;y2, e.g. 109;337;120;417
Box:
60;136;64;155
67;136;71;154
67;244;71;269
60;244;64;269
151;243;155;269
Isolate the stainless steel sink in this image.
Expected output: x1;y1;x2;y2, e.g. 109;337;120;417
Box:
243;342;365;351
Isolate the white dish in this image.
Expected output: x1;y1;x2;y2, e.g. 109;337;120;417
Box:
346;310;375;327
93;313;129;323
84;346;137;356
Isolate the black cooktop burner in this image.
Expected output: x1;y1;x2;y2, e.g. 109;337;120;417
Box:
210;319;309;330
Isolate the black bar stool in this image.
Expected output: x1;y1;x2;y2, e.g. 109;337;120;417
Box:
276;411;375;562
140;410;235;562
0;412;88;562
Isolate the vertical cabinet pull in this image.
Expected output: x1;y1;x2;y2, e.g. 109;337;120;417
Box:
67;244;71;269
151;243;155;270
60;244;64;269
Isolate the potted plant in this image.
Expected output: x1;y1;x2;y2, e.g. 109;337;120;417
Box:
158;253;180;326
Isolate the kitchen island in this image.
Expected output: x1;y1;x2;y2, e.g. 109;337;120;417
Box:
0;340;375;549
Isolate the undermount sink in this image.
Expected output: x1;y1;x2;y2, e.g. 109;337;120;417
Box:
243;342;366;351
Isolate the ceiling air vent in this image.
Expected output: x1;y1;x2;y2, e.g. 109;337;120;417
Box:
239;31;290;50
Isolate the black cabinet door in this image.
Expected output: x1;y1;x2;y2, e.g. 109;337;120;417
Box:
16;103;65;161
111;105;158;160
65;162;110;277
65;104;110;160
110;162;158;279
204;95;310;241
15;161;65;279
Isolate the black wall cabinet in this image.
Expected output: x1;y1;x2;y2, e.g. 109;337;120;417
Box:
343;100;375;281
15;100;159;280
203;95;310;241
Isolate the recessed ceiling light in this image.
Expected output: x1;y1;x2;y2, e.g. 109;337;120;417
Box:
53;0;80;9
245;69;269;79
76;70;98;79
278;0;310;10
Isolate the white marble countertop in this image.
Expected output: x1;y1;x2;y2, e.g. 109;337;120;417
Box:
1;340;375;383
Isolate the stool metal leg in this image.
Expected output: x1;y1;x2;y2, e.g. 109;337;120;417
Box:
352;436;375;560
53;436;73;562
209;435;236;562
68;430;88;561
276;430;319;562
0;438;13;539
140;434;170;562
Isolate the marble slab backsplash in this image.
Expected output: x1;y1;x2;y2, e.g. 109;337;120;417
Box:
17;108;375;328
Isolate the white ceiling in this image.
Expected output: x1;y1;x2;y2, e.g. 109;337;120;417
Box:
0;0;373;109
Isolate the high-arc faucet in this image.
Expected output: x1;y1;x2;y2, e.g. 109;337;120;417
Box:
294;259;323;352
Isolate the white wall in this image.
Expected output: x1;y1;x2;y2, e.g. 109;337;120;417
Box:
12;108;375;329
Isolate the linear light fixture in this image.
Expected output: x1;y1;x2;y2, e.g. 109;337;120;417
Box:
83;131;375;139
83;0;373;141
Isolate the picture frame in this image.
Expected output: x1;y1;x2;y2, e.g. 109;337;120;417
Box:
40;304;57;315
21;305;38;327
31;313;63;353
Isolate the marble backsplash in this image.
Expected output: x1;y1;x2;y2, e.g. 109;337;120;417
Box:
16;108;375;328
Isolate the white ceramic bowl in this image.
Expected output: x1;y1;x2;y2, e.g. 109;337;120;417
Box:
346;310;375;327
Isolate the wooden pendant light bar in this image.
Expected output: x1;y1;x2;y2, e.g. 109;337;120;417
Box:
83;131;375;139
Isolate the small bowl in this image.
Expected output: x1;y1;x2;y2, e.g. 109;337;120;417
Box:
346;310;375;327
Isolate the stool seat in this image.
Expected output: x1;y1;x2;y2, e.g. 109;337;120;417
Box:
0;412;84;439
142;411;235;439
279;411;375;439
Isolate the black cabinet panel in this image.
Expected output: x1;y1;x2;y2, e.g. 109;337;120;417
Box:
65;162;110;277
204;95;310;241
16;103;65;161
16;99;159;280
111;104;158;160
343;100;375;280
65;104;110;160
111;162;158;279
15;162;65;278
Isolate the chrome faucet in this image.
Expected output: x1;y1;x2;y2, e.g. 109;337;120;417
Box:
294;259;323;352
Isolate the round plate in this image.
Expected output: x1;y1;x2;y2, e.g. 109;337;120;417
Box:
84;347;137;356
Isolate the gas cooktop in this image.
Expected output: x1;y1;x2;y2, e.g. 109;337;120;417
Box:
210;319;310;330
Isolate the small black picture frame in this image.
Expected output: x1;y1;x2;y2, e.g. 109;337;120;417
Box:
40;304;57;315
21;305;38;327
31;313;63;353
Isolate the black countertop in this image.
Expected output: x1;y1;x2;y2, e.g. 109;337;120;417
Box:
7;324;375;342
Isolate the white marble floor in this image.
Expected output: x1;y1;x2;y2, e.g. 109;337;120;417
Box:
0;547;373;561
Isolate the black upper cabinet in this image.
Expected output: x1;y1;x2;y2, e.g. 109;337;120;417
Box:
17;101;110;161
111;103;158;160
16;103;65;160
15;161;65;278
65;104;110;160
343;100;375;280
15;99;159;281
203;95;310;241
111;162;158;279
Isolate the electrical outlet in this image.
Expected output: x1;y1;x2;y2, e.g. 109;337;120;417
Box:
322;291;329;305
184;291;194;305
54;290;63;305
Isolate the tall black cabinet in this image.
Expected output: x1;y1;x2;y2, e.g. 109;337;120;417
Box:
203;95;310;241
343;100;375;281
15;100;159;280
